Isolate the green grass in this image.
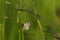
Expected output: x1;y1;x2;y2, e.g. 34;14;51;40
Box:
0;0;60;40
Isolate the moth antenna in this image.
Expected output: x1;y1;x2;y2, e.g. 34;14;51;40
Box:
15;8;41;19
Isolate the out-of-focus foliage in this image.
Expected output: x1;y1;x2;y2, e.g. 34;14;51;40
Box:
0;0;60;40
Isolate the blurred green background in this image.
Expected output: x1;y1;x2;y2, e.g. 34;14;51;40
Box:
0;0;60;40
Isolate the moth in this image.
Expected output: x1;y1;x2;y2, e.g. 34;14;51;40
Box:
23;22;31;30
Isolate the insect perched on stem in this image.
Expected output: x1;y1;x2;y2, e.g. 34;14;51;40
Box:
23;22;31;30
